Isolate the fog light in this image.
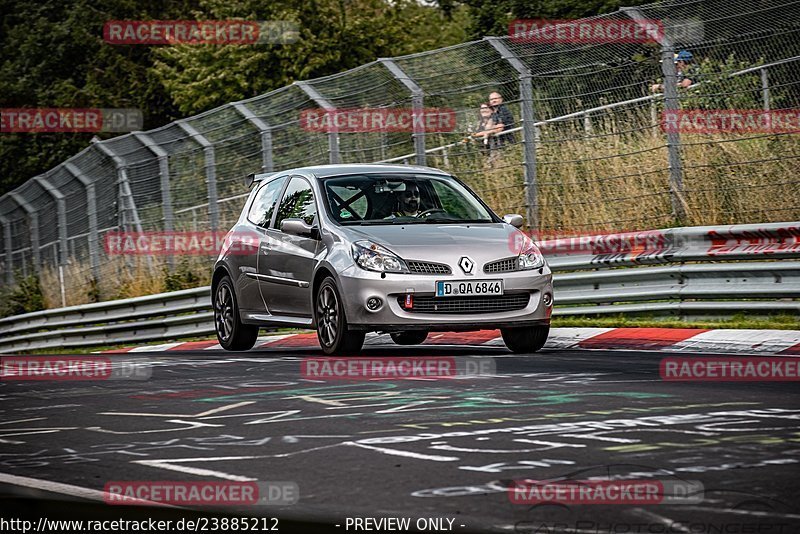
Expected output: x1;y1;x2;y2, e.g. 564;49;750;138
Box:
543;292;553;307
366;297;383;311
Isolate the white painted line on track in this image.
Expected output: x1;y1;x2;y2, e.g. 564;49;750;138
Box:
345;441;459;462
133;459;258;481
128;342;184;352
0;472;176;508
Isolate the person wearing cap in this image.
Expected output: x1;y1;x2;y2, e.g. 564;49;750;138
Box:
651;50;695;92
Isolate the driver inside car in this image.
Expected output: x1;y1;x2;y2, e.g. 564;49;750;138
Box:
386;181;422;218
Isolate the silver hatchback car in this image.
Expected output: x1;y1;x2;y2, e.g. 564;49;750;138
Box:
212;164;553;354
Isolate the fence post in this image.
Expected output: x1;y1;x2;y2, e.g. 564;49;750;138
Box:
761;68;770;111
380;58;426;166
176;120;219;232
65;162;100;283
8;192;40;275
296;81;341;164
93;140;145;233
33;175;68;268
232;102;274;172
132;132;174;268
485;37;539;230
0;215;12;285
624;7;685;223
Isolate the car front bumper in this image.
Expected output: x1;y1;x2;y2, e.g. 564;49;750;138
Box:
337;264;553;332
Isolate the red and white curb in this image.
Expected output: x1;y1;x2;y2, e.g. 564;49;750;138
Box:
100;328;800;355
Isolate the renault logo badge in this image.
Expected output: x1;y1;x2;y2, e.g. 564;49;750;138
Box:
458;256;475;274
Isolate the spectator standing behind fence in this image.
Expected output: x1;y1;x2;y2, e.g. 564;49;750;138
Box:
470;103;498;151
651;50;696;92
488;91;517;146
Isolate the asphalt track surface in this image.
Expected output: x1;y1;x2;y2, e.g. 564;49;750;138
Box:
1;341;799;533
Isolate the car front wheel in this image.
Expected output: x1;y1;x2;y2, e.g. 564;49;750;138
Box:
315;277;365;355
214;276;259;351
501;325;549;354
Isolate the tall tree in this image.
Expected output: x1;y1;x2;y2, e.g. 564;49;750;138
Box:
0;0;466;191
0;0;202;192
461;0;652;39
151;0;469;115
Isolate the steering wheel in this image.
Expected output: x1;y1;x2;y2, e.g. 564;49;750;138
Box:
418;208;448;218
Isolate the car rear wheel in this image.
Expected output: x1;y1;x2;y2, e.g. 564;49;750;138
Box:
501;325;549;354
390;331;428;345
315;277;365;355
214;276;259;351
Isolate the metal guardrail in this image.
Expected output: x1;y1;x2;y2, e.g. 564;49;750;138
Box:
0;222;797;352
0;287;213;352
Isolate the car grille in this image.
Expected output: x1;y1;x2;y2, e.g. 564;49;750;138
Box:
407;260;452;275
398;293;530;314
484;257;519;273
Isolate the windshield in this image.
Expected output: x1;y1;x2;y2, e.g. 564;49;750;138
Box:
322;173;496;225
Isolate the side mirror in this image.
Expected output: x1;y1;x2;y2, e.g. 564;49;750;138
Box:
281;218;316;238
503;214;524;228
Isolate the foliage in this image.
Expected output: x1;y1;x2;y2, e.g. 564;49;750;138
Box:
0;0;467;191
0;272;45;316
150;0;470;115
459;0;653;40
163;258;206;292
0;0;199;192
679;55;770;110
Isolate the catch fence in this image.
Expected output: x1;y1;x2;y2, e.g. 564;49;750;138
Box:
1;0;799;310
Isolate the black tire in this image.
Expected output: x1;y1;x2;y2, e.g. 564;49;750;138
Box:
214;276;259;351
390;331;429;345
315;277;365;355
501;325;550;354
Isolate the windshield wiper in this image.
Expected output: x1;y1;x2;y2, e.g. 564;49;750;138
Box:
415;218;494;224
340;219;409;225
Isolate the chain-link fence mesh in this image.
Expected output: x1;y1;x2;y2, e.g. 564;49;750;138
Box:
1;0;799;310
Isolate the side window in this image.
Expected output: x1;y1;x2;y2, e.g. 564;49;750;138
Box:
247;177;286;228
274;177;317;229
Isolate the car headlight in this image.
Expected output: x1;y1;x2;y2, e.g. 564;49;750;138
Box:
352;241;409;273
518;238;545;270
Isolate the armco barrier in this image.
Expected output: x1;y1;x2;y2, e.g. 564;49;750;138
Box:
0;222;798;352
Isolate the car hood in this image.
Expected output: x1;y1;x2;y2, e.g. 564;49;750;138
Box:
342;223;521;263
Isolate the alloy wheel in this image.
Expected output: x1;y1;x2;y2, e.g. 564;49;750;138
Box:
215;284;234;342
316;285;339;347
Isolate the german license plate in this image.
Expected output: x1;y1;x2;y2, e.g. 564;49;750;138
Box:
436;279;503;297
